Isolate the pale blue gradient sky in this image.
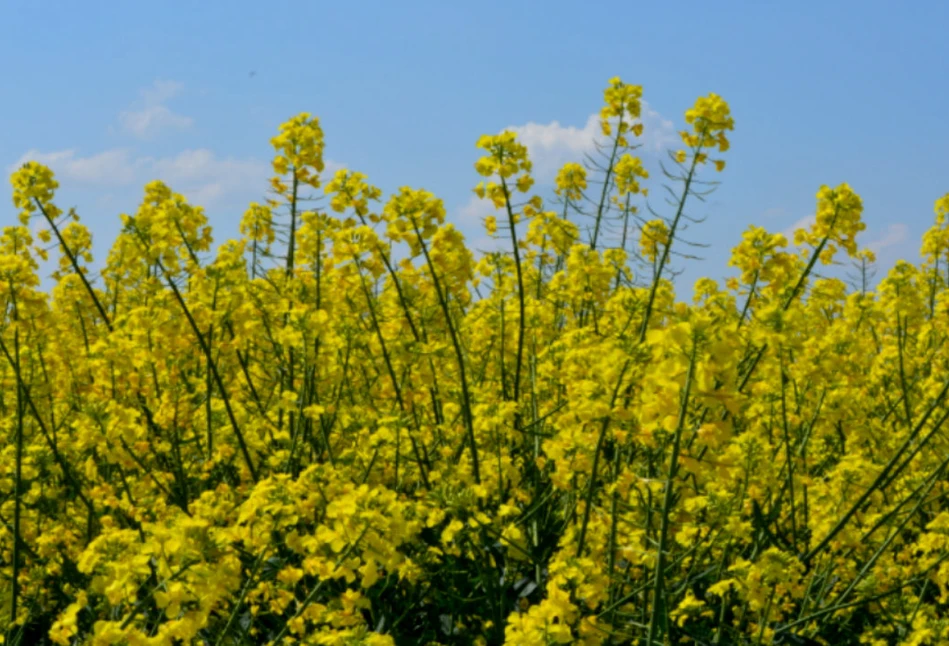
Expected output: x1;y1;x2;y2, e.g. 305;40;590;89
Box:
2;1;947;294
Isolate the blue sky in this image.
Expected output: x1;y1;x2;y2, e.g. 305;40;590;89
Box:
3;1;947;296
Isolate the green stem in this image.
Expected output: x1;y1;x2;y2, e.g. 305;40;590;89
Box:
646;343;697;645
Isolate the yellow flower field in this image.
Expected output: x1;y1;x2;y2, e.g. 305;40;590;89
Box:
2;77;949;645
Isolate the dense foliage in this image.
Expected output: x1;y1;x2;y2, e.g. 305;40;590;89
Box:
2;77;949;645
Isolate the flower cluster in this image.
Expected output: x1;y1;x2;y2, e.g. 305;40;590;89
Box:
2;78;949;646
599;76;643;142
473;131;535;209
794;182;866;260
677;92;734;170
554;162;587;201
270;112;326;194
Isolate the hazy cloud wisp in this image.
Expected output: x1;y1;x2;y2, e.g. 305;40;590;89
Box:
8;147;349;209
506;100;676;183
118;80;194;139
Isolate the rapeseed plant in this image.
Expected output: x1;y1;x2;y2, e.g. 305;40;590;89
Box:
0;77;947;646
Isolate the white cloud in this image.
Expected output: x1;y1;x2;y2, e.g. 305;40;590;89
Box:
455;194;511;254
150;149;266;184
8;149;75;169
508;114;599;180
867;223;909;254
778;218;909;256
322;159;347;177
119;79;193;139
8;147;349;209
458;193;501;223
141;80;184;106
781;215;816;243
466;233;509;255
8;148;144;185
136;149;271;207
633;101;679;153
506;100;676;182
119;105;193;139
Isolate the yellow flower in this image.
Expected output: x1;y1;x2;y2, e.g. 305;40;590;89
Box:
599;77;643;137
270;112;325;192
555;162;587;201
640;218;670;261
614;154;649;195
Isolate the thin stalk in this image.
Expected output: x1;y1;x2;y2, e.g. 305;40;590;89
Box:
646;344;697;645
500;177;526;410
637;145;703;343
414;222;480;483
10;311;24;626
591;117;625;251
158;261;259;482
